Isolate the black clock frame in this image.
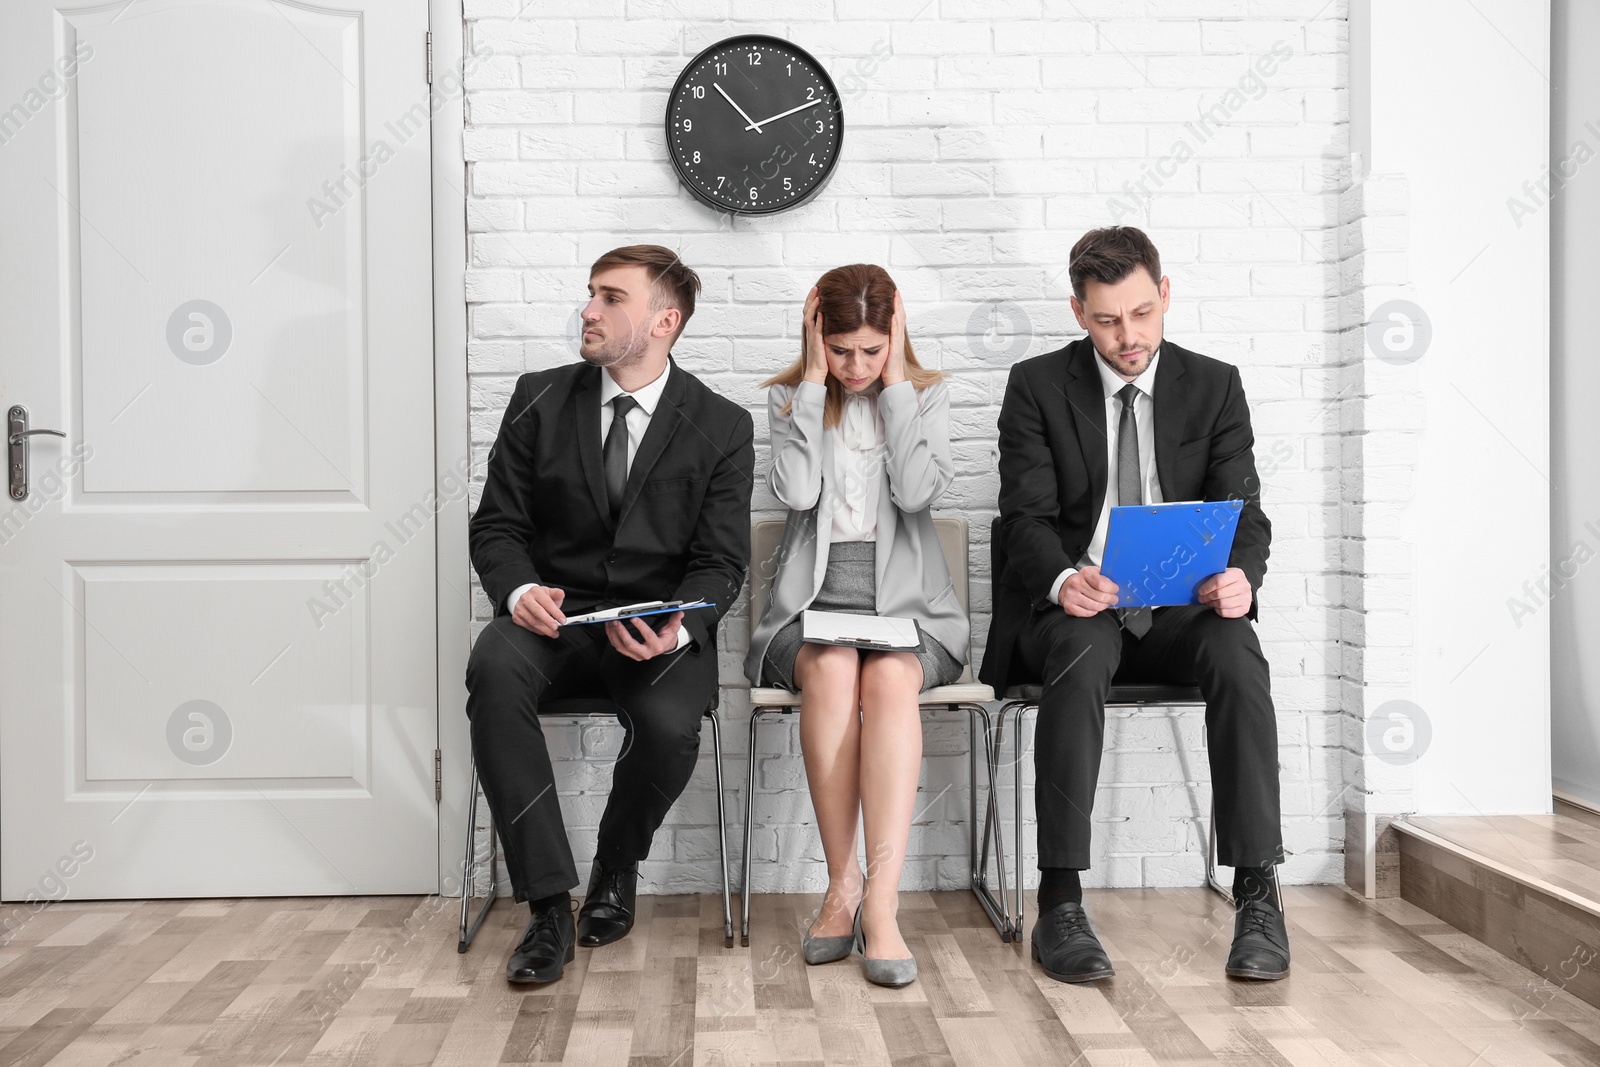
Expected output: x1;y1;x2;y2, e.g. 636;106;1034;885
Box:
665;34;844;216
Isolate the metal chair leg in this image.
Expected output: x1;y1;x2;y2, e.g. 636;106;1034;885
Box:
706;709;734;948
987;704;1013;940
967;703;1012;942
1203;794;1287;912
742;702;1008;948
968;706;979;895
1206;794;1232;904
995;696;1269;940
1009;702;1035;942
457;764;498;953
740;708;761;947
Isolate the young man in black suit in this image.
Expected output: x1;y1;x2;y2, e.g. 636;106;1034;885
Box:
981;226;1289;983
467;245;754;984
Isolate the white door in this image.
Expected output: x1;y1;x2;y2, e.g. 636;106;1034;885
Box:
0;0;439;897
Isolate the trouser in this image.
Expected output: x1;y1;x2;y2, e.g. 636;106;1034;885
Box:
464;615;717;902
1016;603;1283;871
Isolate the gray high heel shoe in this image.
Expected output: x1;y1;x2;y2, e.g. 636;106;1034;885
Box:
802;902;859;965
854;909;918;987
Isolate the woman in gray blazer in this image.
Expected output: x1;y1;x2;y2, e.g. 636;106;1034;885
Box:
744;264;968;987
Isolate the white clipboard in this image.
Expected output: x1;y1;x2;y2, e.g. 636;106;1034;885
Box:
801;609;920;651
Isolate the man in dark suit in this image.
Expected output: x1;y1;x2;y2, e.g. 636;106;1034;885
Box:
467;245;754;984
980;226;1289;983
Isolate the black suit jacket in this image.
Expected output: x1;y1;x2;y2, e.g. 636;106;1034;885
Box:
979;337;1272;693
469;358;755;652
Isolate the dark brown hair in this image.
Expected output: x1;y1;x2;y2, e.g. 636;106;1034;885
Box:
589;244;701;340
763;264;945;428
1068;226;1163;301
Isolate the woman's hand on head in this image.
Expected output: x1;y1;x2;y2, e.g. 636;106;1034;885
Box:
881;289;908;387
803;287;828;385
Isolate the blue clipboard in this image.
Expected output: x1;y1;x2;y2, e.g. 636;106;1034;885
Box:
1100;500;1243;607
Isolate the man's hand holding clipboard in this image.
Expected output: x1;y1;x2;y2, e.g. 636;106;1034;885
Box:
1058;566;1122;618
509;589;716;661
1194;568;1252;618
1062;500;1251;619
603;612;685;661
1064;563;1249;618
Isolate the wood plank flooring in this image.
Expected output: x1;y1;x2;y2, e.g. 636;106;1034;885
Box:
0;886;1598;1066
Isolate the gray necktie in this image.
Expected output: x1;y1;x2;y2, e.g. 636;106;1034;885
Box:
604;394;638;520
1115;384;1152;638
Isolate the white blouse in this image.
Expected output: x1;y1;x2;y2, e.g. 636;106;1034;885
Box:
827;382;886;542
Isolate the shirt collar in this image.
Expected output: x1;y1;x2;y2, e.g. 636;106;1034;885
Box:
1093;345;1161;401
839;382;883;450
600;360;671;417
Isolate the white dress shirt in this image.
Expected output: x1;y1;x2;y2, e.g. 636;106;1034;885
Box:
596;359;672;469
508;362;690;651
827;382;886;542
1050;346;1165;605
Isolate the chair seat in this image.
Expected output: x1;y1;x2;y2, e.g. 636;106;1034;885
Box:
537;697;624;717
751;682;995;707
1004;683;1204;705
921;682;996;703
538;696;720;717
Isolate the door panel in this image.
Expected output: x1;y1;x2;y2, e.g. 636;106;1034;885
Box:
0;0;438;898
68;1;365;497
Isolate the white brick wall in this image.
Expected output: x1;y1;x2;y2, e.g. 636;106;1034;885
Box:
1335;160;1423;892
462;1;1355;895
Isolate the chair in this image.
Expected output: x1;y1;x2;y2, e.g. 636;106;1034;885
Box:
983;516;1278;942
739;516;1001;946
458;697;733;952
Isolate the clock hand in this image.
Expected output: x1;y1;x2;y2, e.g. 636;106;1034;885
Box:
742;96;823;131
713;83;763;133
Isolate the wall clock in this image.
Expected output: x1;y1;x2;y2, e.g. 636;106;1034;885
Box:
666;35;843;215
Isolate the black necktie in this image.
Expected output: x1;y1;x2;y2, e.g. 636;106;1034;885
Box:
604;394;638;520
1115;384;1152;638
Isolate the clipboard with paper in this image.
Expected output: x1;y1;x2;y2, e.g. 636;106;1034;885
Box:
559;599;716;627
801;609;921;651
1100;499;1243;608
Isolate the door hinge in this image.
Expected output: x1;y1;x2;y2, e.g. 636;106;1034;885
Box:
425;31;433;85
434;748;442;803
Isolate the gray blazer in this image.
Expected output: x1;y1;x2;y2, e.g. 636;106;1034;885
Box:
744;377;970;685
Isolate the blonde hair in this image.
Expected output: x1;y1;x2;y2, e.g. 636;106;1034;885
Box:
763;264;946;428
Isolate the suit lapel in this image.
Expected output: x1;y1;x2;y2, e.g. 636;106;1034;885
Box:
616;360;686;523
813;419;838;584
574;366;612;527
1152;343;1188;500
1062;339;1109;518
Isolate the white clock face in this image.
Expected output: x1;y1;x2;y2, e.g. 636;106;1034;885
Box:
667;36;843;215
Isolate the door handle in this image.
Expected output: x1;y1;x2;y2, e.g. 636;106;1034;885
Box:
7;406;66;501
9;428;66;444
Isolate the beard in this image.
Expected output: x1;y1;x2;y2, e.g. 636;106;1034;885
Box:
1101;340;1157;379
579;324;650;369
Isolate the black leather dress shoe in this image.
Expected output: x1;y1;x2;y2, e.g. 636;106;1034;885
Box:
1031;902;1115;983
506;901;575;984
576;862;637;947
1225;896;1290;980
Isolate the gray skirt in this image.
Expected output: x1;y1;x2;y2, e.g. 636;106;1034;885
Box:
761;541;963;693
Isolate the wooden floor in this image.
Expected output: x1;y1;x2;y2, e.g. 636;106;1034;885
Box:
3;886;1600;1066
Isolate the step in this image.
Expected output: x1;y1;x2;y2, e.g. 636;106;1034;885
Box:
1392;800;1600;1012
